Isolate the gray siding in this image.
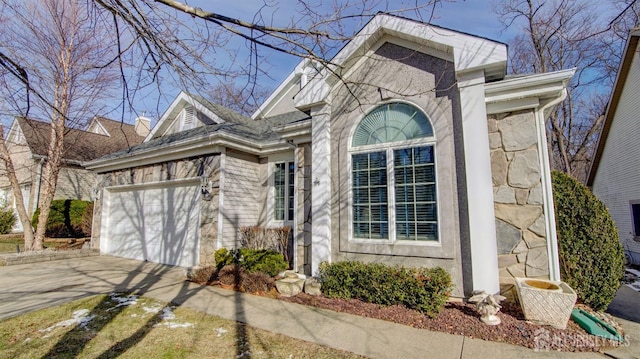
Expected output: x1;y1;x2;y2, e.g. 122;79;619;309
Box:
221;151;263;247
592;44;640;255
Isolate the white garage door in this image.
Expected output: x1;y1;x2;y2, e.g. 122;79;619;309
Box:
101;180;201;267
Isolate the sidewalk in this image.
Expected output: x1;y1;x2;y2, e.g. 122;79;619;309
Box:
0;256;636;359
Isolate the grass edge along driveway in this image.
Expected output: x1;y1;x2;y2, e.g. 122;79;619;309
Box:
0;293;367;359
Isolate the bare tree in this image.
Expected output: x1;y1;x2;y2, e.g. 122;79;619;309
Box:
0;0;443;250
0;0;118;250
496;0;638;182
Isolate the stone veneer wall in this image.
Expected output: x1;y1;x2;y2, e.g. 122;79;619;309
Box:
91;155;220;267
488;110;550;300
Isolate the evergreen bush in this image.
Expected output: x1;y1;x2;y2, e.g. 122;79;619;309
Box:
0;207;16;234
318;261;452;317
552;171;625;311
31;199;93;237
214;247;288;277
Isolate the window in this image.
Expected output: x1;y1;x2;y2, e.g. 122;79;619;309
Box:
275;162;295;221
351;102;437;241
632;203;640;237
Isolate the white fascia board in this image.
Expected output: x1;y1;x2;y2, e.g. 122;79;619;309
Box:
295;14;508;108
145;91;225;141
274;119;312;142
252;61;307;119
484;68;576;114
6;118;21;143
88;118;110;137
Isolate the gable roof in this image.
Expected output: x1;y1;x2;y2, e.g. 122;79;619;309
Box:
253;13;508;118
586;28;640;186
85;97;310;172
16;117;145;163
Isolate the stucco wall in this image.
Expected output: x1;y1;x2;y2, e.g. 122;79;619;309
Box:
92;155;220;266
487;110;550;299
326;42;467;297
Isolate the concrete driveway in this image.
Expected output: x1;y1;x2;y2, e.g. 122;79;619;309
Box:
0;255;187;321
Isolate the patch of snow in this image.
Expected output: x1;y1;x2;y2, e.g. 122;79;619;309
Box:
216;327;228;337
159;307;176;320
164;322;194;329
24;338;31;343
40;309;95;333
107;293;138;311
152;306;194;329
236;351;251;359
142;305;162;314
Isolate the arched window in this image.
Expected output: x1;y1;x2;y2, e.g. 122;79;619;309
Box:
351;102;438;241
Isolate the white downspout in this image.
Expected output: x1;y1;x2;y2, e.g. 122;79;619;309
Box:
535;89;567;281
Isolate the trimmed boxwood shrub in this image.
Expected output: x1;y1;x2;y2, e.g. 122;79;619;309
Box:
31;199;93;237
318;261;452;317
214;248;288;277
0;207;16;234
552;171;625;311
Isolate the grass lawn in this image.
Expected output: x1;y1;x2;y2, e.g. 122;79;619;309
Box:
0;235;83;253
0;294;366;359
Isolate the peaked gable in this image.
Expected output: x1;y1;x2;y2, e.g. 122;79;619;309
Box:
145;91;226;141
15;117;145;163
254;13;507;118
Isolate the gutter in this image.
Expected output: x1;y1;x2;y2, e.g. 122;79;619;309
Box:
85;131;293;173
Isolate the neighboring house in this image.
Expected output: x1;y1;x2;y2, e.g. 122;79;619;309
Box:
0;116;148;231
587;28;640;265
86;14;574;298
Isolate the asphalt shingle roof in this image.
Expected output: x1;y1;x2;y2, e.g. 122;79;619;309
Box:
96;96;310;161
18;117;145;162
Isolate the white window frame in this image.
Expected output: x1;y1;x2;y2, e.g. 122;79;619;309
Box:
349;138;440;245
630;200;640;239
271;158;296;224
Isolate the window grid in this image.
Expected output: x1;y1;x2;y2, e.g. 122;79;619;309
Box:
274;163;285;221
394;147;437;241
352;152;389;239
287;162;295;221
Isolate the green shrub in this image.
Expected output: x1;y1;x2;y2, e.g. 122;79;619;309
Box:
31;199;93;237
0;207;16;234
552;171;625;311
214;247;288;277
318;261;452;317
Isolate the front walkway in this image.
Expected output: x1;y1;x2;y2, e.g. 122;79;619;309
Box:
0;255;636;359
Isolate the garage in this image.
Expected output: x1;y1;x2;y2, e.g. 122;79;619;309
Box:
100;179;201;267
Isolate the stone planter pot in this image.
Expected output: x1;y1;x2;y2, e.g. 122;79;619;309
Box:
514;277;577;329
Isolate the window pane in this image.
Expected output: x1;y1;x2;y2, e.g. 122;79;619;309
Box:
394;148;412;167
414;165;434;183
287;162;295;221
274;163;285;220
393;146;437;241
633;204;640;236
352;152;388;239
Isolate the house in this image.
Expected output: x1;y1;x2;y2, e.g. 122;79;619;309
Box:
85;14;574;297
587;28;640;265
0;116;148;231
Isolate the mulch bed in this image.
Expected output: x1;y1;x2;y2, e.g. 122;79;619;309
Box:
277;293;621;352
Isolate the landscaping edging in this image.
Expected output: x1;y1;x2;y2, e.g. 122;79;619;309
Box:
0;249;99;266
